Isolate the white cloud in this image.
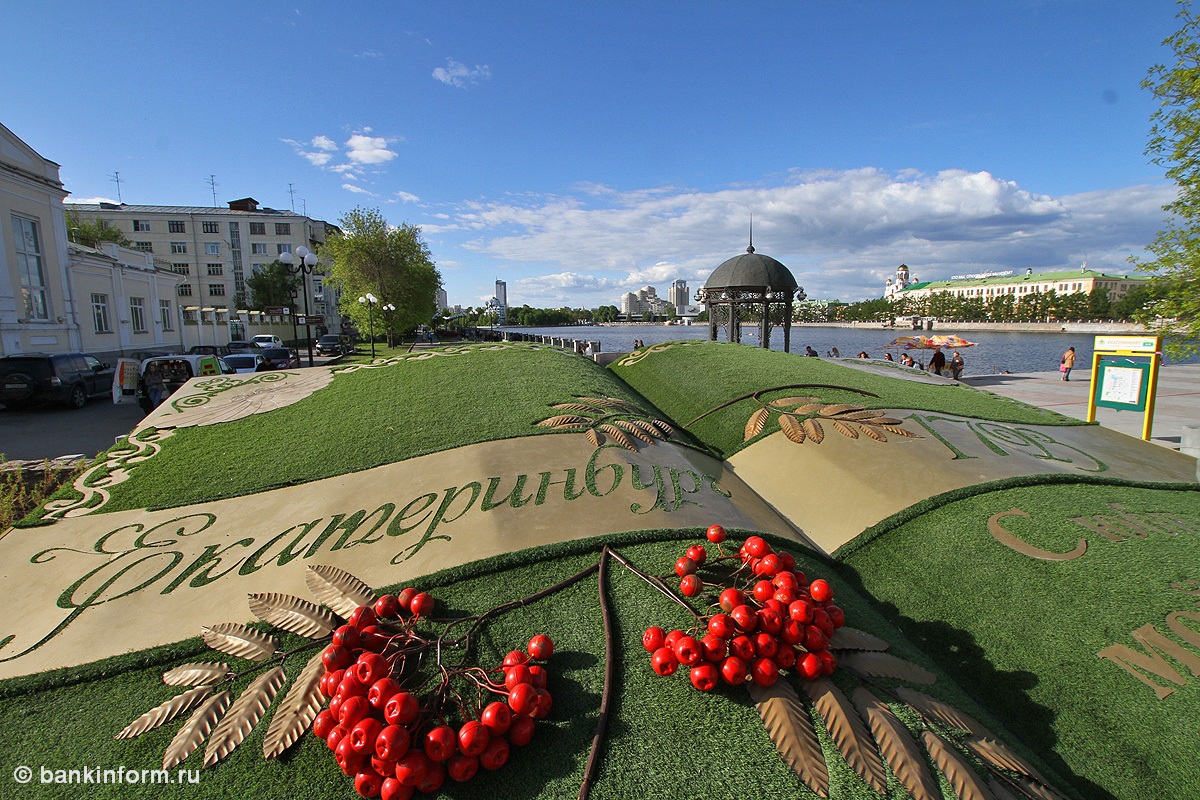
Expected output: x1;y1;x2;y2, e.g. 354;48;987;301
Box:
67;196;120;205
342;183;374;195
439;168;1171;303
311;136;337;151
390;190;420;203
345;133;398;164
432;58;491;88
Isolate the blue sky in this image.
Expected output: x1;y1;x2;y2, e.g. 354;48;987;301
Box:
1;1;1182;307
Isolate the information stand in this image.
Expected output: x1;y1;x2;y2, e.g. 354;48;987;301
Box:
1085;335;1162;441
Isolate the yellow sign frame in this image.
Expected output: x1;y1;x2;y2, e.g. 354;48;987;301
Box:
1085;334;1162;441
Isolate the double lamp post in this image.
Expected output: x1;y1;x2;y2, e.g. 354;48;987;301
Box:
279;245;319;367
357;293;395;360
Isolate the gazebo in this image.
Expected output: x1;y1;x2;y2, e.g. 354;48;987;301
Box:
696;243;804;352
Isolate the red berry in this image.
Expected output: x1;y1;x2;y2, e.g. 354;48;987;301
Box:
675;556;697;577
809;578;833;603
753;579;774;603
507;715;536;746
528;664;548;689
819;650;837;675
679;574;702;596
323;644;353;672
673;635;701;666
798;652;823;680
753;632;779;659
394;751;430;787
333;624;361;649
721;656;748;685
479;735;510;770
505;664;532;690
384;691;418;726
686;544;707;565
758;553;782;577
329;696;345;724
750;656;779;687
730;604;758;633
700;633;727;662
503;649;531;667
414;761;445;794
339;695;372;727
651;646;679;676
375;724;411;762
773;588;797;607
744;536;770;558
528;633;554;660
642;626;666;652
396;587;417;612
708;613;735;639
368;677;400;710
664;629;685;648
481;700;513;736
719;588;745;613
348;605;377;630
780;619;804;646
775;645;797;670
509;682;539;715
773;571;799;591
338;672;368;699
690;662;719;691
729;635;755;662
456;720;490;757
531;688;553;719
804;625;828;653
336;736;366;776
447;752;479;782
355;768;384;798
356;653;390;686
327;724;348;751
351;717;384;755
826;604;846;629
380;777;413;800
757;607;783;635
789;599;814;624
706;524;727;543
373;594;401;620
313;709;337;740
358;625;389;652
423;725;457;762
408;592;434;617
779;552;797;572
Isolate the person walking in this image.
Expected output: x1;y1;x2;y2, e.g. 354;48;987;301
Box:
1060;346;1076;381
929;348;946;376
950;351;965;380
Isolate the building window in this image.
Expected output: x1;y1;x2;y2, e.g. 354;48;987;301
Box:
178;284;193;297
171;242;188;254
171;263;190;275
168;220;186;233
249;222;266;235
277;243;292;255
275;222;291;235
130;297;147;333
251;263;266;274
208;283;226;297
207;263;224;276
133;220;150;232
204;242;220;256
12;215;49;320
251;243;268;255
160;299;174;331
202;221;219;234
91;294;111;333
135;241;153;253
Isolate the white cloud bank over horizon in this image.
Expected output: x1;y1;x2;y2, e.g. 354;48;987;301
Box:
424;168;1173;307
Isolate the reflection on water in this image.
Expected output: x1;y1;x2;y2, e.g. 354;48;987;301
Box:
502;324;1196;377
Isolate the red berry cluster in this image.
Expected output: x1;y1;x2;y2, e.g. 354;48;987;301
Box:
645;525;844;692
310;589;555;799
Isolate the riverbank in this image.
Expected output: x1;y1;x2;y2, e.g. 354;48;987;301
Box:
798;320;1151;333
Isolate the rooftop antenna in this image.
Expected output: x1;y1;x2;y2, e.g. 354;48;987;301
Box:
288;183;298;212
747;214;755;253
109;171;123;203
302;199;307;217
207;174;219;207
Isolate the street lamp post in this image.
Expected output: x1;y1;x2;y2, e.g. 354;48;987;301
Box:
279;246;319;366
358;293;378;360
382;302;395;348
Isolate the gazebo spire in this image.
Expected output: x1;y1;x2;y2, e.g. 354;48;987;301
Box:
747;215;755;253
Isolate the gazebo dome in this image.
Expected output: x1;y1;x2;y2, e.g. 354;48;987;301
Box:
704;245;798;291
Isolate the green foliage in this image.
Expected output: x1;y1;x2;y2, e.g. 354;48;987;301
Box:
1136;0;1200;356
0;463;81;530
324;207;441;337
244;260;301;310
66;211;131;248
593;305;620;323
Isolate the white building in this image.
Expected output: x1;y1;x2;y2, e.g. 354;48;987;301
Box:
669;279;689;310
1;121;78;356
436;287;448;313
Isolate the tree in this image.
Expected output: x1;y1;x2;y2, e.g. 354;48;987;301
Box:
1137;1;1200;355
246;260;301;310
66;211;131;248
324;207;441;345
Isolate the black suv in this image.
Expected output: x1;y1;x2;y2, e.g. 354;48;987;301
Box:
0;353;115;410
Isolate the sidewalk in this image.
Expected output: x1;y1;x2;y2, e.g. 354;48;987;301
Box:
960;364;1200;450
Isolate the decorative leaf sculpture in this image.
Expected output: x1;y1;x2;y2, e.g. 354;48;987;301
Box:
964;738;1052;790
598;423;637;451
162;662;229;687
203;667;286;767
163;691;232;769
535;396;676;449
838;651;938;685
801;678;888;794
263;652;326;759
894;687;1000;741
850;687;941;800
586;428;604;447
116;685;213;740
780;414;806;444
745;407;770;441
247;592;337;639
749;680;829;798
828;627;890;652
921;730;996;800
200;623;278;662
305;564;375;619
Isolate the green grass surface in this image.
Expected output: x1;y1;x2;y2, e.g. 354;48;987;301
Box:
1;529;1070;800
611;341;1079;458
836;481;1200;800
43;345;678;516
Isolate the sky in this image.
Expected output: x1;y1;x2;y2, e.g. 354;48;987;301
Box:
0;1;1184;308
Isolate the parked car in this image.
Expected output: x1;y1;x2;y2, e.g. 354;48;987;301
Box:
252;334;284;349
223;353;269;374
227;340;258;353
136;354;235;414
260;347;300;369
188;344;230;356
315;335;351;356
0;352;115;410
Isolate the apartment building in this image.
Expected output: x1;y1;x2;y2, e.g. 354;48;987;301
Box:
885;263;1149;305
67;199;339;344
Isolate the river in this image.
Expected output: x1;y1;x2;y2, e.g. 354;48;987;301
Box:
500;324;1198;377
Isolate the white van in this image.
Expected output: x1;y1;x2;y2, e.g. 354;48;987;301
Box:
252;334;283;349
